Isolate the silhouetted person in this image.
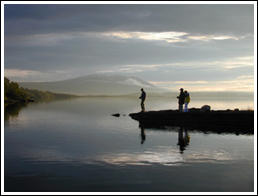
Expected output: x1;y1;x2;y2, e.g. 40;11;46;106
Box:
139;123;146;144
184;90;190;112
177;127;190;153
177;88;185;112
139;88;146;112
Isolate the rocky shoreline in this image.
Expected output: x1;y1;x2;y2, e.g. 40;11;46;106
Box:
129;108;254;134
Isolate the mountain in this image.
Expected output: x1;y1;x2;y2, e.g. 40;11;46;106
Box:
18;74;165;96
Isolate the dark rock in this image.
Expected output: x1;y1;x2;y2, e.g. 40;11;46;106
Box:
112;113;120;117
129;109;254;134
201;105;211;112
189;108;200;112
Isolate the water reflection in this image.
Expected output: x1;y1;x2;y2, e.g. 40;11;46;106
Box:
139;123;146;144
4;97;254;192
94;148;184;166
138;123;191;153
177;127;190;154
4;103;27;121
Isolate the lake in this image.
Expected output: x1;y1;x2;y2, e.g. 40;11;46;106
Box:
4;95;254;192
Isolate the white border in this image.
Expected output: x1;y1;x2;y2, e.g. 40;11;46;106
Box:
1;1;5;196
1;1;257;195
253;1;257;195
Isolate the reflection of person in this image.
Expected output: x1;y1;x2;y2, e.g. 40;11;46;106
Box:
139;123;146;144
177;88;185;112
184;90;190;112
139;88;146;112
177;127;190;153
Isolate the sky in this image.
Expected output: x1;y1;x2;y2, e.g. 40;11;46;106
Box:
3;3;255;92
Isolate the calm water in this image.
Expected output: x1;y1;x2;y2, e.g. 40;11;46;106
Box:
4;96;254;192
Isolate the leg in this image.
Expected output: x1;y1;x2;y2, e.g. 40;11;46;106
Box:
141;100;145;112
179;104;183;112
184;103;188;112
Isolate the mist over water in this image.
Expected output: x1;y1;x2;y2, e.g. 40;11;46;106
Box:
4;95;254;192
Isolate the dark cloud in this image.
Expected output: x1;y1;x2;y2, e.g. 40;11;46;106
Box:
5;4;254;35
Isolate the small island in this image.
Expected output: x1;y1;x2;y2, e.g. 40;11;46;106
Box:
129;108;254;134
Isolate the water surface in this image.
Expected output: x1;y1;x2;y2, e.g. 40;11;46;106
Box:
4;96;254;192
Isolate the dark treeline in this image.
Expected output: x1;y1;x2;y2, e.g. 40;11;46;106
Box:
4;77;78;106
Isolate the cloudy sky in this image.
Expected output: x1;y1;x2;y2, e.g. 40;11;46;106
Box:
4;3;255;91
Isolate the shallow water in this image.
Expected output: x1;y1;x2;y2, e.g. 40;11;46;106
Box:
4;97;254;192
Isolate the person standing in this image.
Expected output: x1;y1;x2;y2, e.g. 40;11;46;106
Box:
184;90;190;112
139;88;146;112
177;88;185;112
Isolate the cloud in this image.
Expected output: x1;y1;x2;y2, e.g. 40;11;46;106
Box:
178;56;254;70
98;55;253;74
101;31;250;43
4;68;72;82
149;75;254;92
8;30;249;49
188;35;239;41
101;31;189;43
4;68;41;78
97;68;144;74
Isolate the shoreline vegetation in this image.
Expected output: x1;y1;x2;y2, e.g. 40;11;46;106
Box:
4;77;79;106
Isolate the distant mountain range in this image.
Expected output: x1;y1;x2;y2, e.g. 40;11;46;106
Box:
19;74;166;96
